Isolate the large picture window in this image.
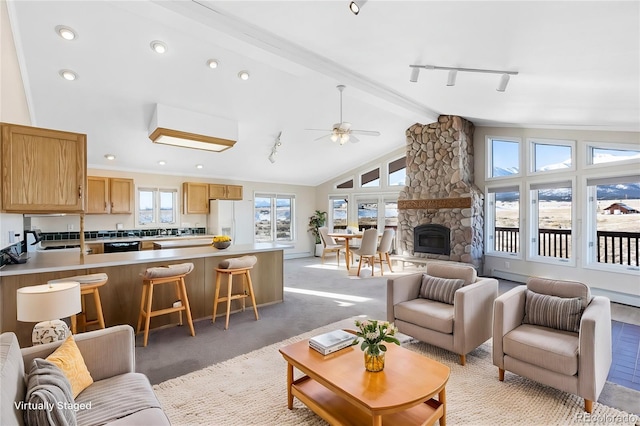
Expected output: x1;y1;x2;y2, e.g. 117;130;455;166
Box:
587;144;640;166
357;199;378;230
529;139;574;174
330;196;348;231
529;181;573;262
255;194;294;242
486;186;520;255
586;175;640;268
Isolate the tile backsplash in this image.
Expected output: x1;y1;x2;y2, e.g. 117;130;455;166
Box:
40;227;207;241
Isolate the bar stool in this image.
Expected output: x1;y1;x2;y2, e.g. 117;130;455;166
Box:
213;255;259;330
137;262;195;347
48;273;108;334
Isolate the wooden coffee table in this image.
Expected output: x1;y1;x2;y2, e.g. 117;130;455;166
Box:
279;337;450;426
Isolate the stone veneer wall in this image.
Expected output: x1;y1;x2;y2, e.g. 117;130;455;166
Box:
397;115;484;268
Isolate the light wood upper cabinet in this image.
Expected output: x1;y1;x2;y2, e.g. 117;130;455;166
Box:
183;182;209;214
109;178;134;214
209;184;243;200
87;177;109;214
1;123;86;213
86;176;133;214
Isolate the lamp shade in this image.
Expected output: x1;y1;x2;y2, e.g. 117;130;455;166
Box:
17;282;81;322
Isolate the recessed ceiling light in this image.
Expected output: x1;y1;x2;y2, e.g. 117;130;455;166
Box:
104;154;115;160
196;164;204;169
206;59;219;69
59;69;78;81
158;160;166;165
237;70;250;80
55;25;77;41
150;40;168;54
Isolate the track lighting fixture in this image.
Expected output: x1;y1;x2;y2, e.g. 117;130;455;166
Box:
268;131;283;163
409;64;518;91
349;0;367;15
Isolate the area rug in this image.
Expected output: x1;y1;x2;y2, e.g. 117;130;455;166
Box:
153;318;639;425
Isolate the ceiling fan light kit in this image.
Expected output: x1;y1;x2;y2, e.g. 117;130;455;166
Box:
409;64;518;91
306;85;380;145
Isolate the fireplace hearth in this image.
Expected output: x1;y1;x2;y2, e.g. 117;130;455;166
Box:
414;224;450;255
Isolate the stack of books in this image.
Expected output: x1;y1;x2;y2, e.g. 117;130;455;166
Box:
309;330;356;355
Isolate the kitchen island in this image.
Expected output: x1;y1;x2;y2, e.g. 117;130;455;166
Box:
1;243;289;347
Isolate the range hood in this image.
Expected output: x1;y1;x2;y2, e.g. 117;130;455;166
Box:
148;104;238;152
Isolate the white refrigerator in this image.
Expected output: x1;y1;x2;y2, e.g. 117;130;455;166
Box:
208;200;254;245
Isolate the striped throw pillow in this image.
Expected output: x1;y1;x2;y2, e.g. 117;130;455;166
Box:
523;290;583;333
419;274;465;305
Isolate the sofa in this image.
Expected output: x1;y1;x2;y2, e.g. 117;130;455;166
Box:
493;277;612;413
387;262;498;365
1;325;169;425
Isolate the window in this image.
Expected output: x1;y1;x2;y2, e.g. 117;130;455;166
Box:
388;157;406;186
529;139;574;174
529;181;573;262
384;199;398;228
586;175;640;268
137;188;177;226
587;144;640;166
357;199;378;230
487;137;520;179
360;168;380;188
254;193;294;242
486;186;520;255
336;178;354;189
330;196;348;231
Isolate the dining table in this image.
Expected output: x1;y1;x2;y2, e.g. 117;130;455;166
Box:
328;232;363;271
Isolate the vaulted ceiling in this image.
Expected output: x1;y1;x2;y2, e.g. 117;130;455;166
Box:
7;1;639;186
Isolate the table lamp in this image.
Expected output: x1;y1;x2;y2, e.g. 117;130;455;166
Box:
17;281;81;345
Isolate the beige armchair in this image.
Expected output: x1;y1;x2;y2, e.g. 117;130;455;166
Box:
387;263;498;365
492;277;612;413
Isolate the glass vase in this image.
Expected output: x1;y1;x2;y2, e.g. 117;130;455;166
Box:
364;348;385;372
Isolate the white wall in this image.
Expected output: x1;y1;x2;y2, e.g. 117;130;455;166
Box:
0;0;31;250
474;126;640;306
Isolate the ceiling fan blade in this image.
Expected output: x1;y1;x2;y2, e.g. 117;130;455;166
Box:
313;134;333;142
350;129;381;136
349;135;360;143
305;128;332;132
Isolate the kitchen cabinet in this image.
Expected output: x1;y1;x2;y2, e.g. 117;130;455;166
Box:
86;243;104;255
1;123;86;213
183;182;209;214
209;184;243;200
87;176;134;214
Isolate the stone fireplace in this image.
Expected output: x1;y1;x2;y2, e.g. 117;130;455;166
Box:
397;115;484;269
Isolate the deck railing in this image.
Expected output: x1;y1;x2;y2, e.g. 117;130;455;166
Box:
494;227;640;266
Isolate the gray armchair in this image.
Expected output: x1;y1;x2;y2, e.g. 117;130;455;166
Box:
387;263;498;365
492;277;612;413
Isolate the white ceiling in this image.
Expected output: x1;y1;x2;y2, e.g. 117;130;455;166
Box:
7;1;639;186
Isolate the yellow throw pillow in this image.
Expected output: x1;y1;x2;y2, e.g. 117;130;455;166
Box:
46;335;93;398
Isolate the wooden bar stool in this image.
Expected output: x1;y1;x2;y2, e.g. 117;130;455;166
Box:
137;262;195;347
49;273;108;334
213;255;259;330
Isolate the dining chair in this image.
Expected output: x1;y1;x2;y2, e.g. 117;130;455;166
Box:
318;226;345;266
375;229;395;275
350;228;379;277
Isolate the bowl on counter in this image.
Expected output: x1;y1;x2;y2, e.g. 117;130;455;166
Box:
213;241;231;249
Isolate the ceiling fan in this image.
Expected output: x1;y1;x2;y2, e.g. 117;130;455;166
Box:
306;85;380;145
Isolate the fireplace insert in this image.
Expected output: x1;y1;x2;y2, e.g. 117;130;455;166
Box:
414;224;450;255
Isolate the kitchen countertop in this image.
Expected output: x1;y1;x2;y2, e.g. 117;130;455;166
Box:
0;243;291;276
39;234;215;248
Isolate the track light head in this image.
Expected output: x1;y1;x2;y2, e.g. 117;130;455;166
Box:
497;74;510;92
446;70;457;86
268;153;275;164
409;67;420;83
349;0;367;15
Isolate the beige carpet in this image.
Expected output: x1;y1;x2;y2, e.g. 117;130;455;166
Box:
153;318;638;425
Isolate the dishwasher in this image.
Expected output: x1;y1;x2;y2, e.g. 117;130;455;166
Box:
103;241;140;253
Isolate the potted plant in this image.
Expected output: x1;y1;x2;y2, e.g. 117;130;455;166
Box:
308;210;327;257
